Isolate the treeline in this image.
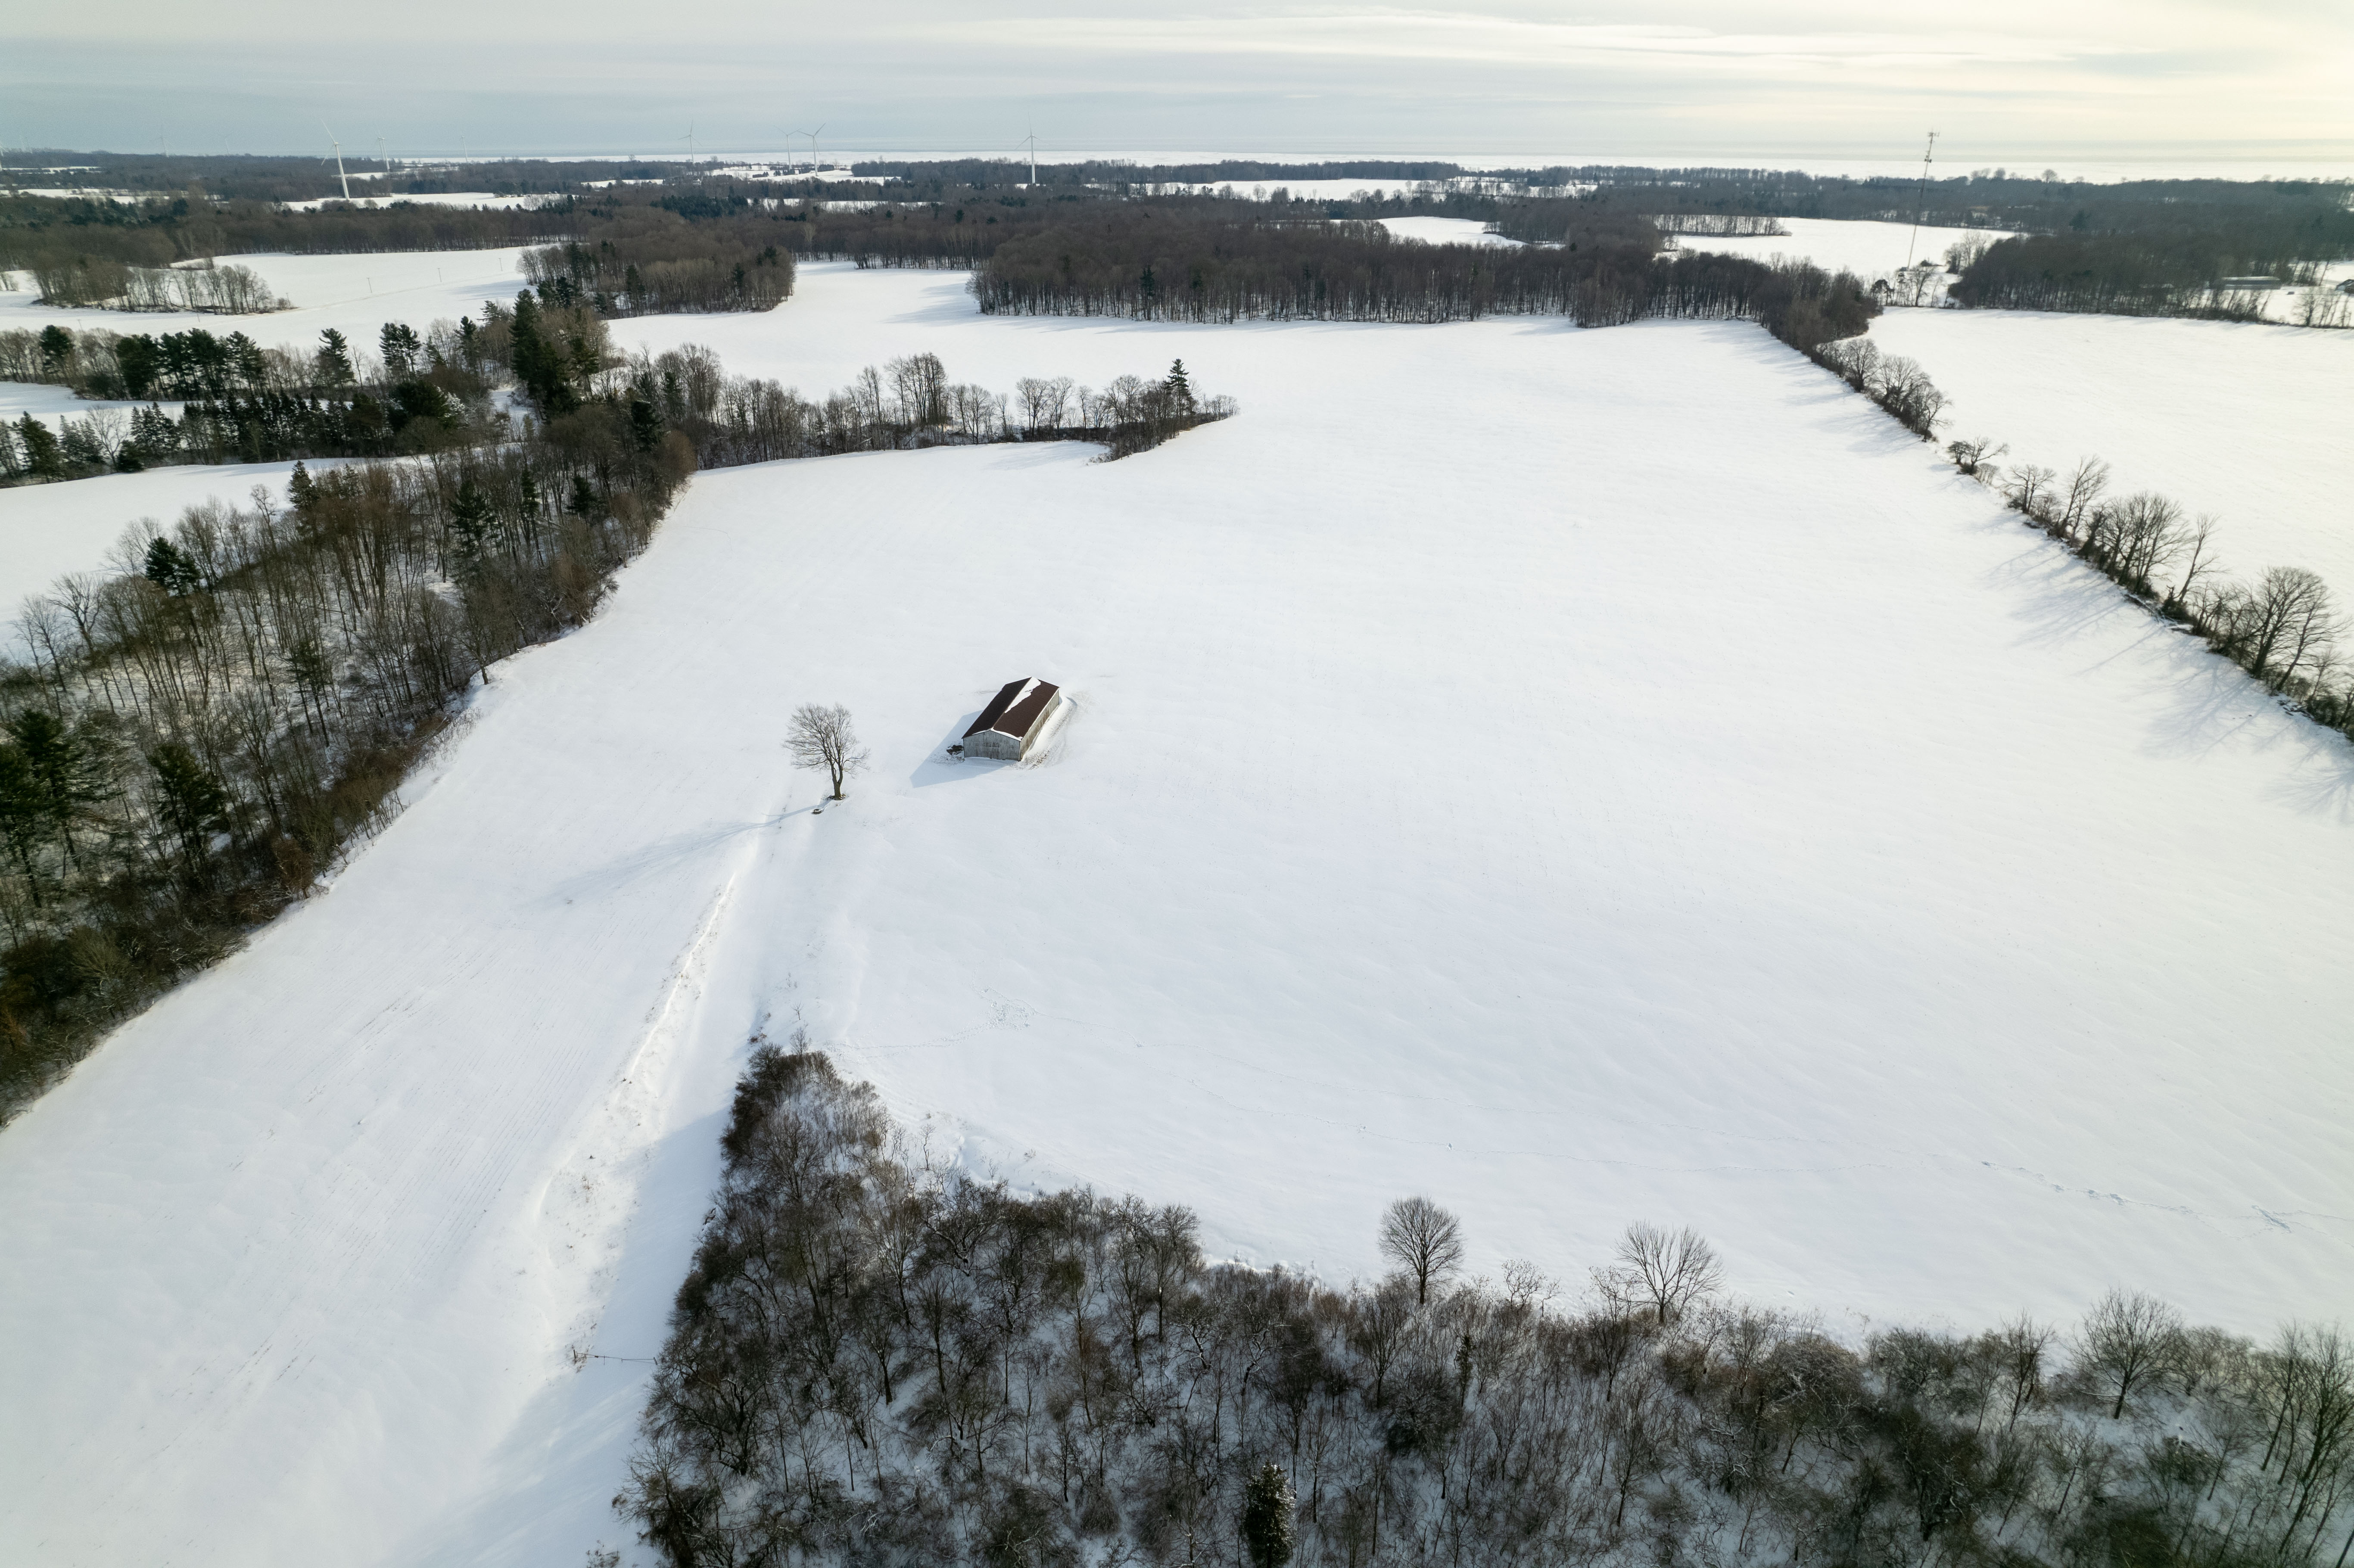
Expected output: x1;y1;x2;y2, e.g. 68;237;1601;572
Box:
1652;214;1790;237
0;189;570;275
1950;234;2348;318
1507;169;2354;262
0;437;691;1119
1991;449;2353;737
27;258;281;313
970;217;1878;348
2;149;660;202
523;219;796;315
633;345;1233;467
617;1045;2354;1568
853;158;1478;187
0;296;606;480
1805;334;2354;750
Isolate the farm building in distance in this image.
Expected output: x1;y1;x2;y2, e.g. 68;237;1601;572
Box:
962;678;1062;760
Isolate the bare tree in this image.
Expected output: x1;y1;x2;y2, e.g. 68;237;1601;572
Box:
1015;376;1074;433
2234;567;2339;688
786;703;869;800
1985;1314;2056;1431
2003;463;2058;525
1600;1223;1725;1326
1378;1196;1464;1305
1946;436;2007;482
2087;492;2186;594
2078;1288;2183;1419
2056;458;2111;541
2168;515;2224;612
886;352;947;427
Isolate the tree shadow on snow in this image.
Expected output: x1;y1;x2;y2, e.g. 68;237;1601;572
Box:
1987;535;2354;818
536;813;791;905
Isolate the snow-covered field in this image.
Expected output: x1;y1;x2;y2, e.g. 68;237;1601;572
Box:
0;377;180;431
1377;215;1522;247
0;460;335;611
280;192;553;212
1672;216;2011;278
3;262;2351;1567
1;248;538;348
1869;309;2354;595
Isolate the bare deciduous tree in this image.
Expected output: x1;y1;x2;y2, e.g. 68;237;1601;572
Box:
2079;1288;2184;1419
2057;457;2111;541
1946;435;2007;482
1015;376;1074;433
2086;492;2186;595
2223;566;2340;689
786;703;869;800
2169;515;2224;612
1600;1223;1725;1326
1378;1196;1464;1305
2003;463;2058;524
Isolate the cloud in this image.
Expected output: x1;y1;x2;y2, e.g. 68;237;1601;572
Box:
6;0;2348;161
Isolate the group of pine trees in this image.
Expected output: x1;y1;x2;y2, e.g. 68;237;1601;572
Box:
0;287;612;483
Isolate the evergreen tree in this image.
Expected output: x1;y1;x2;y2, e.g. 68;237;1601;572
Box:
144;537;203;596
516;471;542;519
8;711;99;868
315;328;356;387
1241;1463;1295;1568
16;414;66;479
448;480;497;567
37;324;75;377
567;473;599;519
59;417;106;472
629;397;666;454
287;460;316;516
1166;358;1195;410
509;290;578;414
148;742;230;876
228;331;268;389
0;744;46;899
380;322;422;378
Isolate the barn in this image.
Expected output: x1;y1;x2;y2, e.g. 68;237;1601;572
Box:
961;677;1063;761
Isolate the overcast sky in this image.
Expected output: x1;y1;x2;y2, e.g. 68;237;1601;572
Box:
9;0;2350;168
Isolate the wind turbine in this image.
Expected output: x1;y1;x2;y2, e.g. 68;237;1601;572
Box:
323;122;353;200
1023;120;1038;187
677;119;699;165
806;124;825;172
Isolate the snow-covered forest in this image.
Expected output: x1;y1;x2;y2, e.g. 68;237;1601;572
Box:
626;1047;2354;1568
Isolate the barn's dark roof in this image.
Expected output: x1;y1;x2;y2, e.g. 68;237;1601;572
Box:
964;677;1060;741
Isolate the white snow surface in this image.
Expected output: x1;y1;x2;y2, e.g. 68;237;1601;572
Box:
0;249;539;347
0;378;182;430
4;264;2353;1566
1673;217;2014;279
1376;215;1523;247
279;192;553;212
0;460;340;611
1868;309;2354;597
